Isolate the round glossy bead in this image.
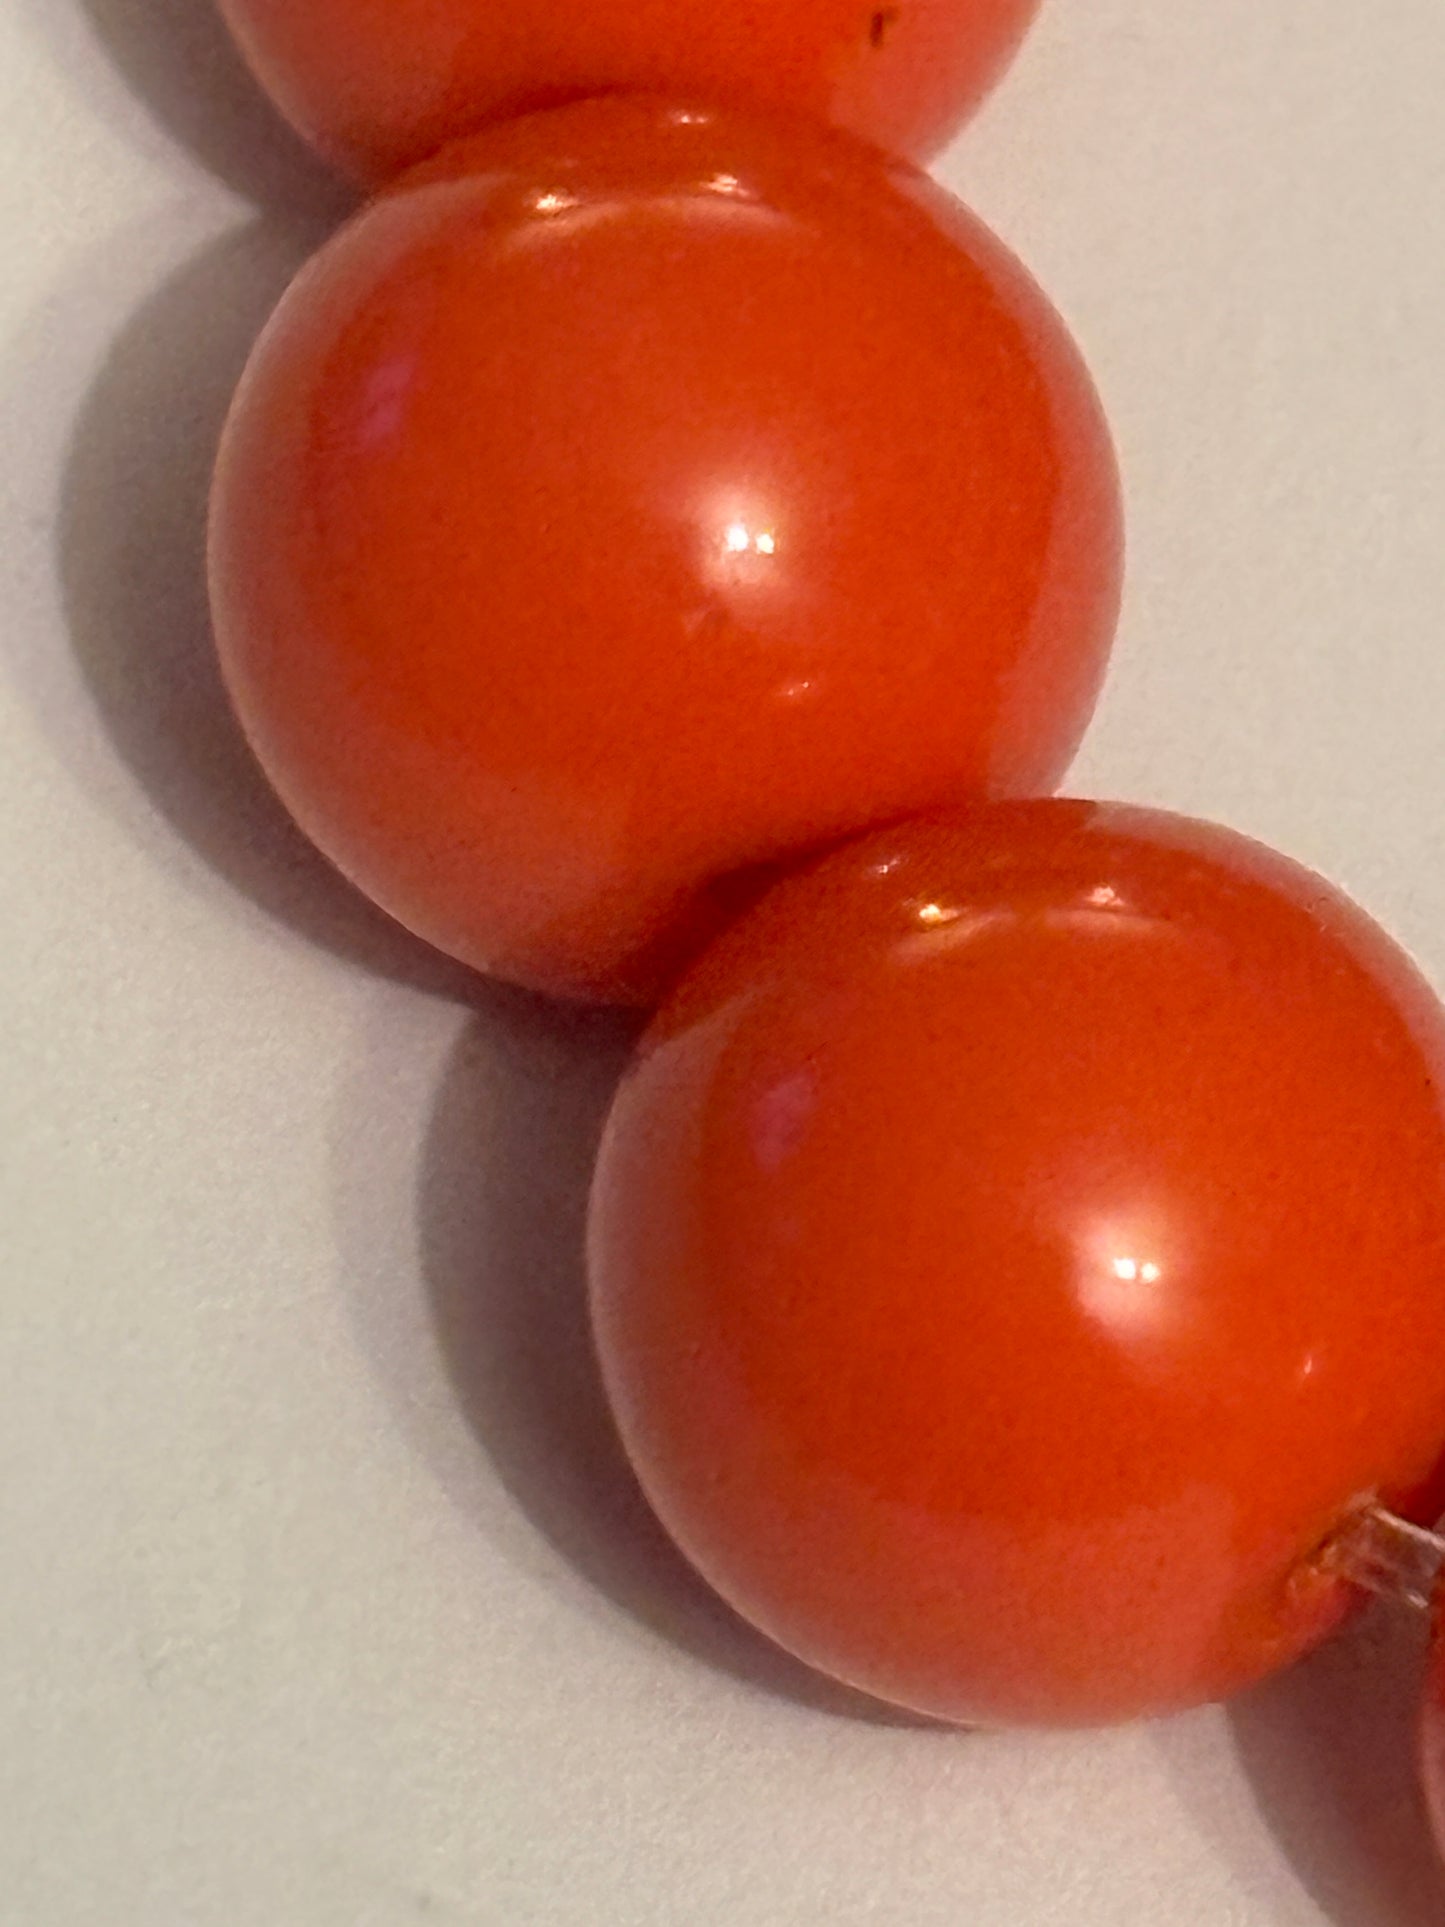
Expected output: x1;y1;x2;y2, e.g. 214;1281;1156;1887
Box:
589;802;1445;1723
210;101;1121;1005
219;0;1041;182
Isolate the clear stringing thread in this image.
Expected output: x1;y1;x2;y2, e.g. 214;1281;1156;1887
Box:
1320;1504;1445;1613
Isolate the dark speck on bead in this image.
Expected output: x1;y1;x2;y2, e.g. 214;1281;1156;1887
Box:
870;7;901;49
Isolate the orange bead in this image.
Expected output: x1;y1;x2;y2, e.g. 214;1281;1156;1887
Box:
210;101;1121;1005
589;803;1445;1725
219;0;1040;182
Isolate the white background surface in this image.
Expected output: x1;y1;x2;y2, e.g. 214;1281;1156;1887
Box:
3;1;1445;1921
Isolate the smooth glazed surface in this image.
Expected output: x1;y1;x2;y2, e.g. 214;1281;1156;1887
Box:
210;99;1121;1004
218;0;1041;180
590;802;1445;1725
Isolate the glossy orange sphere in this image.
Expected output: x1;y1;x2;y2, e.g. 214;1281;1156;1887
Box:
210;101;1121;1005
219;0;1040;182
590;803;1445;1725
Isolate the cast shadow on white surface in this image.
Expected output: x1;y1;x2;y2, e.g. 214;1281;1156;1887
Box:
32;0;346;216
408;997;931;1726
1158;1606;1445;1927
57;214;480;1003
1230;1608;1445;1927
